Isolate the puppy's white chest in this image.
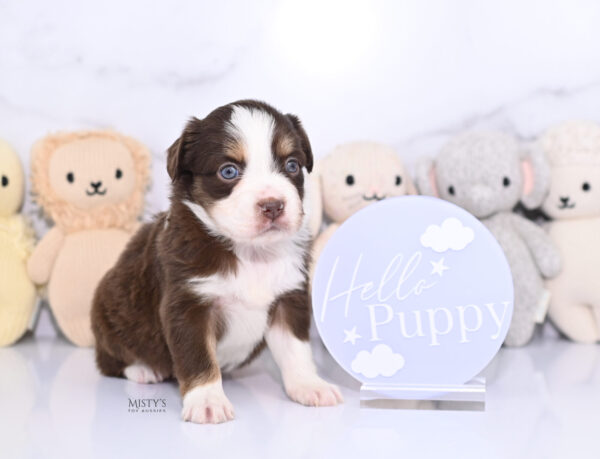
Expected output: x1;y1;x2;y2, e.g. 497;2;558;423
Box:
190;250;305;370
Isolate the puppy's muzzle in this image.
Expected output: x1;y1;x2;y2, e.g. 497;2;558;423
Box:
259;199;285;222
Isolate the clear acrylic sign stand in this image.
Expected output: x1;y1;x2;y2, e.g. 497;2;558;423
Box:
311;197;513;413
360;377;486;411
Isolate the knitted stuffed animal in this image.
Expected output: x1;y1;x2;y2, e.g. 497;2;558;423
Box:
416;131;562;347
308;141;416;275
538;121;600;343
0;140;36;346
27;131;151;346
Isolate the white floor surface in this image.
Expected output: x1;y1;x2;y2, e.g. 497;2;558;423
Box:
1;334;599;459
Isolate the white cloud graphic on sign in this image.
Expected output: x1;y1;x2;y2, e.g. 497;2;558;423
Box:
420;218;474;253
351;344;405;378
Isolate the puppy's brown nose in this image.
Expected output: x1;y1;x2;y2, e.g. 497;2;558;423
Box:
259;199;285;221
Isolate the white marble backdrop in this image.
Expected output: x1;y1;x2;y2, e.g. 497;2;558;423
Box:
2;0;600;336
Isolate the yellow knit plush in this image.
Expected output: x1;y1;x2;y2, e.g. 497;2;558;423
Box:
0;139;37;346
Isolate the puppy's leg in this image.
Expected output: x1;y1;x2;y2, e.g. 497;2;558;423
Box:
163;293;234;424
95;345;126;378
181;377;234;424
266;290;343;407
124;363;165;384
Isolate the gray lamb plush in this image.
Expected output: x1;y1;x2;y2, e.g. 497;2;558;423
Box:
415;131;562;347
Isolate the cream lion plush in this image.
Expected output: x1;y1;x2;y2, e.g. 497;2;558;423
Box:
27;131;151;346
0;140;36;346
539;121;600;343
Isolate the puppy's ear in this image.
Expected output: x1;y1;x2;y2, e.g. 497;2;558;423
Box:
166;136;183;181
167;117;203;181
286;114;313;173
307;159;324;237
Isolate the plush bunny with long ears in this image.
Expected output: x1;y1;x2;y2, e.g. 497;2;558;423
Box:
308;141;416;277
416;131;561;347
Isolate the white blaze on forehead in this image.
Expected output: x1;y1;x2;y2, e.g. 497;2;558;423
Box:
227;106;276;175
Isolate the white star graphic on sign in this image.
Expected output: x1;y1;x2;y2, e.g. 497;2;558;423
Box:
430;257;450;277
343;327;362;345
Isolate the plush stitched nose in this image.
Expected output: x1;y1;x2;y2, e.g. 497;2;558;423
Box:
91;181;103;190
259;199;285;221
560;196;570;204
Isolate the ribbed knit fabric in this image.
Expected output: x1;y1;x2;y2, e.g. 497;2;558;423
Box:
27;131;151;347
539;121;600;343
0;140;37;346
46;228;132;346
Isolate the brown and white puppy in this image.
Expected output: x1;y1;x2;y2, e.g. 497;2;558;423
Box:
91;100;342;424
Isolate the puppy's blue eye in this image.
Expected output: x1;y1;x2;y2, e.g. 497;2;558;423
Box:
219;164;240;180
285;159;299;174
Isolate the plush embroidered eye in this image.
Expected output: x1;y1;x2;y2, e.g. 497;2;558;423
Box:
1;175;8;187
116;169;123;179
66;172;75;183
346;175;355;186
503;177;511;187
285;158;300;175
582;182;591;192
396;175;402;186
448;185;455;196
219;164;240;181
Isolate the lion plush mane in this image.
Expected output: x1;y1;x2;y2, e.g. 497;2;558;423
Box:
30;130;151;232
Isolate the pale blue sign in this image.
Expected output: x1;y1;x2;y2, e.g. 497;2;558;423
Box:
312;196;514;386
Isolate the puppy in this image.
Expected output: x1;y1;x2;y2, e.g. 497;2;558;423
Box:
91;100;342;424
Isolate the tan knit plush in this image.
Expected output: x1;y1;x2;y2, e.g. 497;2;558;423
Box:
308;141;416;280
27;131;151;347
540;121;600;343
0;139;37;346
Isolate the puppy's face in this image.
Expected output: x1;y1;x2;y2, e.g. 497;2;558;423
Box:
169;101;314;244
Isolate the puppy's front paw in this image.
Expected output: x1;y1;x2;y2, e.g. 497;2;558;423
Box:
182;382;235;424
285;377;344;407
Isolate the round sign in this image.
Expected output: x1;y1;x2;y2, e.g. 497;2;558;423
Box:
312;196;514;386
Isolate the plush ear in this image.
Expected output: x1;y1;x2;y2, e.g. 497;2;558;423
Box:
286;114;313;173
520;142;551;210
415;157;439;197
306;159;324;237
